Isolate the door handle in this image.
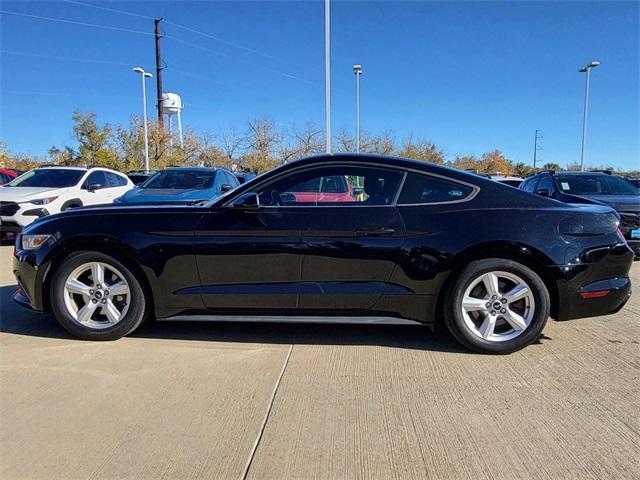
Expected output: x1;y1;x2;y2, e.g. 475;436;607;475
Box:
354;226;396;236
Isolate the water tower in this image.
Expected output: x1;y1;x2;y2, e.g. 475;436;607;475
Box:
161;92;184;147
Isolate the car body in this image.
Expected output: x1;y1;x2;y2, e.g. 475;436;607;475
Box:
127;170;158;186
0;166;133;236
488;174;523;188
115;167;239;205
626;178;640;189
13;154;634;353
520;170;640;258
234;171;257;184
0;168;18;185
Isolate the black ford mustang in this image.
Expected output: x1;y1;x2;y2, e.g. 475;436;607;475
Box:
12;155;634;353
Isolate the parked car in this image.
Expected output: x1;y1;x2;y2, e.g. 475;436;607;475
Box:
12;154;634;353
115;167;239;205
127;170;158;186
487;174;523;188
625;177;640;189
0;166;133;237
234;171;257;184
0;168;18;185
520;170;640;257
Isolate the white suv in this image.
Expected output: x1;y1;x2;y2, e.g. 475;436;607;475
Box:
0;166;133;236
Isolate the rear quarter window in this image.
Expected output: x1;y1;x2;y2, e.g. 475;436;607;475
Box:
398;173;474;204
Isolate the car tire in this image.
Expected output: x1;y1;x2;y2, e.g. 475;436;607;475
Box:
444;258;550;354
50;251;147;341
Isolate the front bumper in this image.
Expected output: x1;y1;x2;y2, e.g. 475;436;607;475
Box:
0;220;22;234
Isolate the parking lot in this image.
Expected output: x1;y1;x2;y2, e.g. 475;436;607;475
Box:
1;244;638;479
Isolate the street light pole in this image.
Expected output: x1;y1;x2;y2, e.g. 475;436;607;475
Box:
324;0;331;154
353;64;362;153
579;60;600;172
133;67;153;173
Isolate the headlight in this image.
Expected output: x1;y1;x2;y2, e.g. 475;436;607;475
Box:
21;234;52;250
24;196;58;206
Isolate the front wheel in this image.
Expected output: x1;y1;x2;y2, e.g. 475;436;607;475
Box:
51;251;147;340
444;258;550;354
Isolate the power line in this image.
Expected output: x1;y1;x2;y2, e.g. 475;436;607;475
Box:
61;0;155;20
62;0;315;70
168;36;315;84
0;10;155;36
2;8;314;84
1;49;141;68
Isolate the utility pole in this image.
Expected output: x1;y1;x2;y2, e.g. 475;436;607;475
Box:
154;18;164;133
533;129;542;169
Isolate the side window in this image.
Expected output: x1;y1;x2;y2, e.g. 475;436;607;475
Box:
521;177;539;193
105;172;125;188
536;176;553;192
398;173;474;204
82;171;107;189
256;165;402;207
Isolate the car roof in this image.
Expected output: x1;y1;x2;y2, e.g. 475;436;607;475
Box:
284;153;491;182
162;166;221;172
36;166;87;171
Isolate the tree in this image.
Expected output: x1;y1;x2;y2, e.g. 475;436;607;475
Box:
542;162;561;171
449;155;480;172
241;118;282;173
69;111;119;168
218;127;245;168
512;162;535;178
478;149;513;174
397;136;445;164
279;121;324;162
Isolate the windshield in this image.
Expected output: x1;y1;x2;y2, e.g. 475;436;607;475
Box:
141;170;216;190
7;169;84;188
556;175;640;196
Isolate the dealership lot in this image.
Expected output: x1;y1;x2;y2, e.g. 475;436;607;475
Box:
1;245;638;479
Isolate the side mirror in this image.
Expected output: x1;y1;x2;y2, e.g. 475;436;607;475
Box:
535;188;550;197
87;184;102;192
220;183;233;193
229;192;260;210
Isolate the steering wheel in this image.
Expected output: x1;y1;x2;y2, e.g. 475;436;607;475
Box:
270;190;284;206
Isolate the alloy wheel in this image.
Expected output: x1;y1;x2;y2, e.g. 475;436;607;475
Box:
62;261;131;329
461;270;535;342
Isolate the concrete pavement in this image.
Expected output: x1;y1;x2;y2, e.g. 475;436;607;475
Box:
1;245;638;479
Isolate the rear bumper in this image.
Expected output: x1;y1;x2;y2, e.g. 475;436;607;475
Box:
552;243;634;320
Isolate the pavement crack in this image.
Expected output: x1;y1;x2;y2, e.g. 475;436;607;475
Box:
240;343;294;480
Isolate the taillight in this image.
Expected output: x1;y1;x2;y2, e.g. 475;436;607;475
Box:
580;290;610;299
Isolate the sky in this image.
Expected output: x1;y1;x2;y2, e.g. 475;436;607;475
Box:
1;0;638;170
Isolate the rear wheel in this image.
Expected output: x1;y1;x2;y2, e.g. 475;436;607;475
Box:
51;251;147;340
444;258;550;354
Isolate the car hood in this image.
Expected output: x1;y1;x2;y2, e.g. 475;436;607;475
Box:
570;194;640;213
0;187;68;202
116;188;212;204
